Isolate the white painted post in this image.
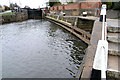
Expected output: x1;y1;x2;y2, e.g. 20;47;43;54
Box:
101;46;107;79
102;15;105;40
0;13;2;80
0;38;2;80
105;22;107;41
101;4;106;40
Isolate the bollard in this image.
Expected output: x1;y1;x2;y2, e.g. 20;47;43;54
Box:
99;4;106;22
83;12;87;17
63;13;66;16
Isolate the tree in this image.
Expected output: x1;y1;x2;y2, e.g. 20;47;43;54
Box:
66;0;74;4
49;0;61;7
102;1;113;10
112;2;120;10
102;1;120;10
9;3;19;10
106;2;113;9
4;5;10;11
24;6;30;9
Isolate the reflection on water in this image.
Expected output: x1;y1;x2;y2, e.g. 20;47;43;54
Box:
1;19;87;78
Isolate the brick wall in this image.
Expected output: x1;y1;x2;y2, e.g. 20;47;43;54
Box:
81;2;101;9
50;2;101;16
50;7;54;10
58;5;64;10
50;2;101;11
54;6;58;10
64;2;80;10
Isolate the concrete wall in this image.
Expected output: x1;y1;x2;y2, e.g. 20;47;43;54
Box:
51;15;94;32
1;10;28;24
77;18;94;32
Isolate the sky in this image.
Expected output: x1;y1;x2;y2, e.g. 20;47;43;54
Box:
0;0;49;8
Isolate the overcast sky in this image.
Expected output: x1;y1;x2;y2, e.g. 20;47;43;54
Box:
0;0;49;8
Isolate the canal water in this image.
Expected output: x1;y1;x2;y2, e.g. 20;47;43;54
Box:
1;19;87;78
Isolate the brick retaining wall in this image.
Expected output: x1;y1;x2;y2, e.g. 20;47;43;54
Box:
51;9;97;16
64;2;80;10
58;5;64;10
50;2;101;16
81;2;101;9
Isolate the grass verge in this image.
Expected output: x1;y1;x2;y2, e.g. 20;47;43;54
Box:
2;12;14;15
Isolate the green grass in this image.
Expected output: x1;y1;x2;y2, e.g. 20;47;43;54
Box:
2;12;14;15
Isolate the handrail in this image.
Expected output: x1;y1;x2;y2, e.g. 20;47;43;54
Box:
101;46;106;78
102;15;107;41
91;4;108;80
102;15;105;40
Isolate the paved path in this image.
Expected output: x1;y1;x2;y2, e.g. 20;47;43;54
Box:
81;20;102;78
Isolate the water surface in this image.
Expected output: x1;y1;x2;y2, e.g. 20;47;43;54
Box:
1;19;87;78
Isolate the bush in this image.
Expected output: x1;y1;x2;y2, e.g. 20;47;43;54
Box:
49;0;61;7
102;1;120;10
112;2;120;10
